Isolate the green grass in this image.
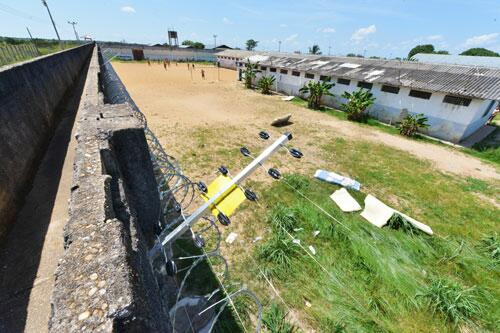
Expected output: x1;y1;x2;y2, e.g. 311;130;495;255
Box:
228;137;499;332
291;96;500;166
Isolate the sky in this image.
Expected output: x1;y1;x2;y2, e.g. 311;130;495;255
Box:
1;0;499;58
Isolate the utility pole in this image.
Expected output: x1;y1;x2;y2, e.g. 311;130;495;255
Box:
41;1;61;42
67;21;79;40
328;45;331;56
278;40;282;52
213;34;217;49
26;26;41;55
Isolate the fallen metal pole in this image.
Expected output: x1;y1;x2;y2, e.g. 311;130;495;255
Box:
149;132;292;260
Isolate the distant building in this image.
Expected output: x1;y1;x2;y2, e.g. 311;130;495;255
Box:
216;50;500;143
213;44;233;50
413;53;500;69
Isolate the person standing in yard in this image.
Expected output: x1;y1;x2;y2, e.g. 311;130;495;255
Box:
201;69;205;80
163;60;167;70
187;63;190;70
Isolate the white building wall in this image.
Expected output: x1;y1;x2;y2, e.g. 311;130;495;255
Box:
104;47;216;61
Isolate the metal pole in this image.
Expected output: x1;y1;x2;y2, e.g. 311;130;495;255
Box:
213;34;217;49
149;132;293;260
278;40;282;52
26;27;41;56
41;0;61;44
68;21;79;40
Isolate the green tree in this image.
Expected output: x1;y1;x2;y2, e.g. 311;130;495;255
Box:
309;44;322;55
408;44;434;58
182;40;194;46
299;80;334;109
341;88;375;122
246;39;258;51
181;40;205;49
243;60;259;89
460;48;500;57
399;113;429;137
257;76;276;94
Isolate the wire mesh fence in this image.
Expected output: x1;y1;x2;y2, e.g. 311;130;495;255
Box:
0;43;40;67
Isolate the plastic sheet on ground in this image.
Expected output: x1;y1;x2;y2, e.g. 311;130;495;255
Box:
330;188;362;212
314;169;361;191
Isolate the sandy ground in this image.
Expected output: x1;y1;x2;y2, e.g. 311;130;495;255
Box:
113;62;499;181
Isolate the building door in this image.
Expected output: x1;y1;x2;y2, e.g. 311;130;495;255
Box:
132;49;145;61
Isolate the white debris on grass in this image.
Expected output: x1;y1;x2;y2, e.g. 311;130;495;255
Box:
293;228;303;232
292;239;301;245
252;236;262;243
330;188;362;212
281;96;295;101
308;245;316;255
313;230;320;237
225;232;238;244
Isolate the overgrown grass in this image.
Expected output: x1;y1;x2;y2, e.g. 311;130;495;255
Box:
228;136;499;332
262;303;300;333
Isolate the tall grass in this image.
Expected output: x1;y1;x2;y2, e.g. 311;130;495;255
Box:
262;303;300;333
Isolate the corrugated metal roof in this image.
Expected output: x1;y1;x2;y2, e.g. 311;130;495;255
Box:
413;53;500;69
217;50;500;100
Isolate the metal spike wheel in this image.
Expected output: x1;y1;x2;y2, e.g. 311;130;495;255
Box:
289;148;303;159
268;168;281;180
244;188;258;201
166;259;177;276
259;131;270;140
240;146;251;157
217;212;231;226
192;233;206;248
197;181;208;193
218;165;229;176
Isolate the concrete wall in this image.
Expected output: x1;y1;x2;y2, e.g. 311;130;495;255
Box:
0;43;94;239
241;64;495;143
50;47;171;332
103;45;217;62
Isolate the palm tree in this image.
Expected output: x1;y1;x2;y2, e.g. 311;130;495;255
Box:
308;44;322;55
257;76;276;94
341;88;376;122
243;59;259;89
299;80;334;109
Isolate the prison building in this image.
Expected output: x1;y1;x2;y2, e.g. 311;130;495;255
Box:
216;50;500;143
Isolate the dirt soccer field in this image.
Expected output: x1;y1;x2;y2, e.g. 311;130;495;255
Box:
113;61;499;332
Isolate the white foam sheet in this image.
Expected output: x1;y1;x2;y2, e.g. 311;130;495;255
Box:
330;188;361;212
281;96;295;101
360;195;394;228
360;195;434;235
314;169;361;191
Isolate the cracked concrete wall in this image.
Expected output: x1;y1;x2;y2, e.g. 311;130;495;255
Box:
50;47;171;332
0;43;94;239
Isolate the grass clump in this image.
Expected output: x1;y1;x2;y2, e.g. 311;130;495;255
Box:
419;278;483;325
262;303;300;333
478;233;499;265
257;231;299;278
282;173;309;191
267;204;301;232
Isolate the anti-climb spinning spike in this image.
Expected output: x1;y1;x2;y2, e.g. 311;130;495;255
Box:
244;189;258;201
193;234;206;248
240;147;251;157
259;131;270;140
218;165;229;176
268;168;281;180
289;148;303;159
217;212;231;226
166;259;177;276
197;181;208;193
173;202;181;213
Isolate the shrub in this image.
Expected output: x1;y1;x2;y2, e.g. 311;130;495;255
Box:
341;89;375;122
419;278;482;324
299;80;334;109
243;60;259;89
399;113;429;137
257;76;276;94
262;303;300;333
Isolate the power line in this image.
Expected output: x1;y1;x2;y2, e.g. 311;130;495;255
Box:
0;2;46;23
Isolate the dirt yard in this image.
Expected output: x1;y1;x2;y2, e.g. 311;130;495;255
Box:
113;61;499;182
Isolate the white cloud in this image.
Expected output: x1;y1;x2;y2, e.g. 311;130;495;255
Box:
279;23;288;28
317;27;335;33
351;25;376;43
426;34;443;41
222;17;233;25
285;33;298;42
121;6;136;13
463;33;499;48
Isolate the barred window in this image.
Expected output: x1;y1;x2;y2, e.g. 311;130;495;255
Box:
443;95;472;107
381;85;400;94
409;90;432;100
280;69;288;74
337;78;350;85
357;81;373;90
305;73;315;79
270;67;277;72
292;71;300;76
260;66;267;71
320;75;331;82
